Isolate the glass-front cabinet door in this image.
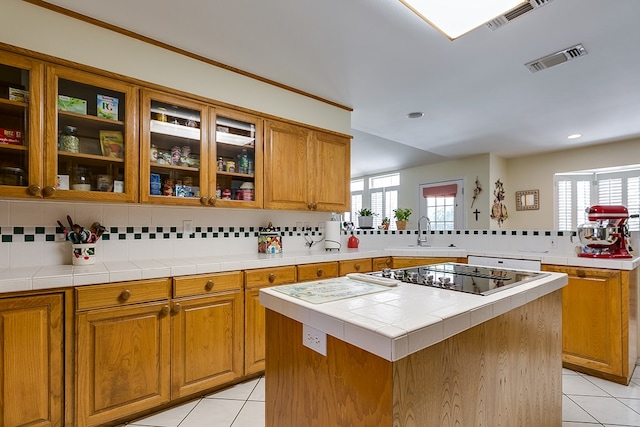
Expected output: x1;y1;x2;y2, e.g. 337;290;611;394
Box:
212;108;262;208
44;65;138;201
0;51;43;198
140;90;209;206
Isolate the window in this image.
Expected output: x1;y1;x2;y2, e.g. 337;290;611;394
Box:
419;180;465;230
555;166;640;231
347;173;399;229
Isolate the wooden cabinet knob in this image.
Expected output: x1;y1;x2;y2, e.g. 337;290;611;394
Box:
354;264;361;271
268;273;276;283
307;203;313;210
171;303;181;314
311;203;317;210
119;290;131;301
200;196;209;206
160;305;170;315
317;268;323;277
205;280;214;291
385;259;392;267
27;185;41;196
576;269;586;278
42;186;56;197
209;197;217;206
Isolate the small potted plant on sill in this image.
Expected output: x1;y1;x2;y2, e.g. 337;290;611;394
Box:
393;208;412;230
357;208;376;229
380;217;390;230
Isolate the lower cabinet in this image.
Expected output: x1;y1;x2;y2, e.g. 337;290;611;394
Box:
0;293;64;427
75;274;244;427
244;266;297;375
543;265;638;384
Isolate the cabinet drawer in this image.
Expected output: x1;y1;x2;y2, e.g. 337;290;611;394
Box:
245;266;296;289
173;271;243;298
339;259;373;276
372;256;393;271
296;262;339;282
76;278;171;311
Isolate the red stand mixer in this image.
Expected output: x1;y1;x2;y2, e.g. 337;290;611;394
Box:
576;205;636;258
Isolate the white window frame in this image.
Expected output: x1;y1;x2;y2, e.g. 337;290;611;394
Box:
419;179;465;230
347;173;400;229
555;166;640;231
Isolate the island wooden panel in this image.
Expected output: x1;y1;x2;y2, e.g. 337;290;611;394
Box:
265;290;562;427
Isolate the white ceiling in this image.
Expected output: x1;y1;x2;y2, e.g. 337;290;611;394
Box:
44;0;640;177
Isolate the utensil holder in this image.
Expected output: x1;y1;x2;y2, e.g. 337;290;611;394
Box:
72;243;96;265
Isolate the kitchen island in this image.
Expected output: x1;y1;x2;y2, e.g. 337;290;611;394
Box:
260;265;568;426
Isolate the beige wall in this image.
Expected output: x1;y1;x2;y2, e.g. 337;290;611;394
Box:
506;136;640;229
0;0;351;135
488;154;508;230
399;154;491;229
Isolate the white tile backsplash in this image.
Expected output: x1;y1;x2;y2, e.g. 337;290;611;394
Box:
10;200;44;226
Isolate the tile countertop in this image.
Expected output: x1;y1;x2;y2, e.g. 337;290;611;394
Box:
259;268;569;361
0;247;638;294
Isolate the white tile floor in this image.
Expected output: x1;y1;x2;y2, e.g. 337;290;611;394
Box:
124;368;640;427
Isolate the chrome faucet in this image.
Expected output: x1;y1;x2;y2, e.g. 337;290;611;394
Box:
417;215;431;247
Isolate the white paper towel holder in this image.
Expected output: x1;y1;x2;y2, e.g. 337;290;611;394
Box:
324;220;341;251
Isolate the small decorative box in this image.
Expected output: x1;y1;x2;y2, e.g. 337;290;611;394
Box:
258;222;282;254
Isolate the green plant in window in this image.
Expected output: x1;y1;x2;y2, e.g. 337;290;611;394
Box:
393;208;412;221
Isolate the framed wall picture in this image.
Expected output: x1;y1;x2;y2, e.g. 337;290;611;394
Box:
515;190;539;211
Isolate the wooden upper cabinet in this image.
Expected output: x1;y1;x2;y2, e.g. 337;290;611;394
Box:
211;107;263;208
264;120;350;212
0;50;44;199
44;65;138;202
140;89;210;206
310;130;350;212
264;120;311;210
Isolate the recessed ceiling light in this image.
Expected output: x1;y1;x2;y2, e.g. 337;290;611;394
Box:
407;112;424;119
398;0;526;39
567;134;582;139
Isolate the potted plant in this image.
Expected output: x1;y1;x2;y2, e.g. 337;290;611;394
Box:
393;208;412;230
380;217;390;230
357;208;376;229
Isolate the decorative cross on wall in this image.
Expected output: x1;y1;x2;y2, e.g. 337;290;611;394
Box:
473;209;480;221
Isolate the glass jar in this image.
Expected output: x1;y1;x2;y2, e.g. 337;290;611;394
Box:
73;167;91;191
239;149;249;174
59;126;79;153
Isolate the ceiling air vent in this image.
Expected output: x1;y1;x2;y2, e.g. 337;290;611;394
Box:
487;0;554;31
525;44;588;73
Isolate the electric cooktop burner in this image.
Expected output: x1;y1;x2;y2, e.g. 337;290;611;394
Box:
370;263;546;296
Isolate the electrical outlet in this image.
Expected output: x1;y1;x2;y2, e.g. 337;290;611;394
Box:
302;324;327;356
183;220;193;234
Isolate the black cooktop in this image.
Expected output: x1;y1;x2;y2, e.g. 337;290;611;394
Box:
371;263;546;296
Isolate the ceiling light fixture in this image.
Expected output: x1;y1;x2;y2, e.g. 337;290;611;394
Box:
407;112;424;118
567;134;582;140
398;0;528;39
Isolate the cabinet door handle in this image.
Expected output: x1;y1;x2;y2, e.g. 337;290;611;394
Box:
28;185;42;196
119;289;131;301
354;264;361;271
42;186;56;197
171;303;181;314
385;259;392;267
311;203;317;210
200;196;209;206
205;279;214;291
268;273;276;283
576;269;586;278
209;197;217;206
307;203;313;210
160;305;170;315
317;268;323;277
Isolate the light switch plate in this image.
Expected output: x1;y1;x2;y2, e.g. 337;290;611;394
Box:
302;323;327;356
